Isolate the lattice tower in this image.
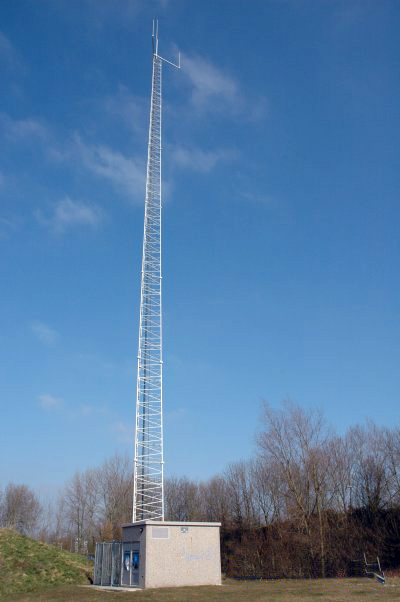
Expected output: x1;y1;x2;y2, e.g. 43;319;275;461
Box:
133;23;180;522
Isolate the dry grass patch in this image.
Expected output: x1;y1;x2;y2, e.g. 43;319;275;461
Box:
5;577;400;602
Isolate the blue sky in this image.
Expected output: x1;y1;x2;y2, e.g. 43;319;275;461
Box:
1;0;399;496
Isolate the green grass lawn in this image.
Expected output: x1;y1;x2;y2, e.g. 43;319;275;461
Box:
0;529;91;597
5;578;400;601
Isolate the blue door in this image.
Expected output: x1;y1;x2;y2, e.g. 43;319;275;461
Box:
121;543;140;587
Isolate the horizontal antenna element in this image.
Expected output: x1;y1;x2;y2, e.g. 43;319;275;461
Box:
152;19;180;69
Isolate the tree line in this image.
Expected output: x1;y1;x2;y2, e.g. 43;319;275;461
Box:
1;402;400;577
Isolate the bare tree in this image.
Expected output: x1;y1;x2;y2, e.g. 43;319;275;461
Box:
251;457;284;526
164;476;200;521
96;453;133;537
257;401;331;577
348;424;390;514
384;426;400;505
225;461;257;529
0;483;42;536
198;476;231;526
63;469;100;552
326;435;354;513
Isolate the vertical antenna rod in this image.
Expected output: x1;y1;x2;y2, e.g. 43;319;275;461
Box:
133;22;180;523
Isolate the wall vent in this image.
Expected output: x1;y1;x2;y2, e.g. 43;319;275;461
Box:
152;526;169;539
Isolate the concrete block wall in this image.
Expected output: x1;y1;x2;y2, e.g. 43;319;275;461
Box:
122;520;221;589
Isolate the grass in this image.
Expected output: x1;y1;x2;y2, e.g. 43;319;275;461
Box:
1;530;399;601
0;528;91;598
4;577;400;601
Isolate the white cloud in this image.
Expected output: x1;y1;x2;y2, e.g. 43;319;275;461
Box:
79;403;108;417
102;85;147;136
0;113;48;142
183;54;240;111
166;407;188;421
38;393;63;410
0;32;14;59
0;216;17;240
239;190;275;207
37;197;103;233
182;54;268;121
74;135;145;201
171;146;237;172
31;321;58;345
0;31;23;70
38;393;112;420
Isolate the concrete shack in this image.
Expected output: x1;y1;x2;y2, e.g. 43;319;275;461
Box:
121;520;221;589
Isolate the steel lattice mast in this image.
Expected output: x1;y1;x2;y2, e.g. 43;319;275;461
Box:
133;22;180;523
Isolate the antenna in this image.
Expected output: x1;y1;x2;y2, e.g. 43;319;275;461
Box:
152;18;180;69
132;23;180;523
